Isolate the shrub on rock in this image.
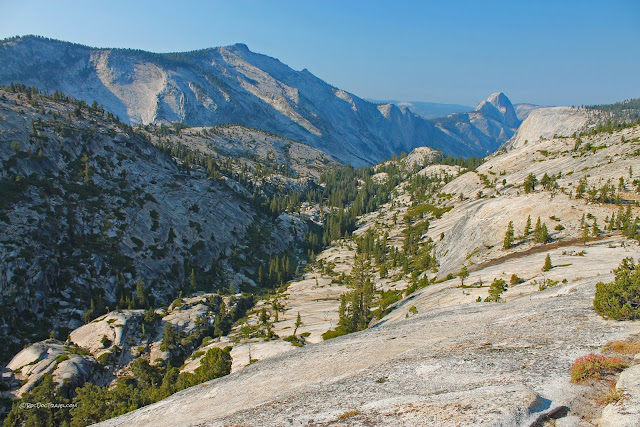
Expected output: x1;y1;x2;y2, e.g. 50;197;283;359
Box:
485;278;507;302
594;257;640;320
570;353;627;383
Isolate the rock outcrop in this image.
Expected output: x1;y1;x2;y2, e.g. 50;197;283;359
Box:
4;341;95;397
601;364;640;426
70;311;143;356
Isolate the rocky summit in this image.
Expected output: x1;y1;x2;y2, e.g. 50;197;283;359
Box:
0;36;521;166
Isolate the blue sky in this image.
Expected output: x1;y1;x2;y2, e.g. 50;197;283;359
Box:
1;0;638;106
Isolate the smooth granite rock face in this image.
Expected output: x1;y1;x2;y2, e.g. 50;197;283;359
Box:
505;106;596;150
432;125;640;276
93;266;640;426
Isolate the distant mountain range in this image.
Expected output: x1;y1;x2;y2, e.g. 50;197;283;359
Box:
373;99;544;122
0;35;521;165
366;99;473;119
513;103;544;121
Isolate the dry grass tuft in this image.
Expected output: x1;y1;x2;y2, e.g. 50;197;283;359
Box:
337;409;360;420
596;384;625;406
603;335;640;355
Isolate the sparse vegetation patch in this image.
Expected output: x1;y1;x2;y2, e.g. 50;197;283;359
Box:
570;353;627;383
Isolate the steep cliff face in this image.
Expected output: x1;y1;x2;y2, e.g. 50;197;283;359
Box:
0;36;519;165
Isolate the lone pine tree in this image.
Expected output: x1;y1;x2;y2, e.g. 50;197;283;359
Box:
524;173;538;193
459;265;469;286
294;312;302;336
523;215;532;237
503;221;515;249
337;254;375;333
485;278;508;302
